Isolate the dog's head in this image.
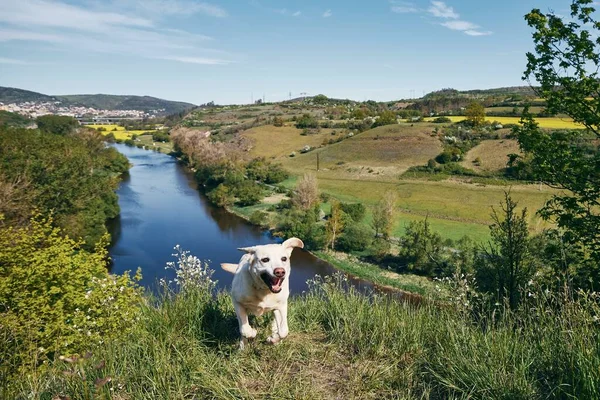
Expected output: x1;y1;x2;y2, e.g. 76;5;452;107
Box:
238;237;304;293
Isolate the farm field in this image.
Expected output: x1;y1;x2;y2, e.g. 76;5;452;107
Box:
87;124;159;140
424;115;583;129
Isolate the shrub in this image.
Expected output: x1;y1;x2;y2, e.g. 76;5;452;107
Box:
234;181;264;206
152;132;170;143
207;184;234;207
432;116;452;123
36;115;78;136
295;114;319;129
339;202;366;222
337;223;373;252
0;217;142;373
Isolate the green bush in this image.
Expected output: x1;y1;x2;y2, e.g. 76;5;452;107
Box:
207;184;234;207
36;115;78;136
234;181;264;206
337;223;373;252
339;202;366;222
0;217;141;374
249;210;269;227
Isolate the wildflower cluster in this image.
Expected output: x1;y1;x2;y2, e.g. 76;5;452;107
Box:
163;245;217;292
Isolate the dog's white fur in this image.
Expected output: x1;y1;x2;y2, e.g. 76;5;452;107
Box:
221;237;304;349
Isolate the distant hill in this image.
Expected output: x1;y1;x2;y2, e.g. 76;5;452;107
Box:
0;86;196;115
0;87;60;104
58;94;195;115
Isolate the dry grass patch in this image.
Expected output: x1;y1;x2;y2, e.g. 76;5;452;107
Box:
462;139;522;173
283;124;442;178
242;125;337;159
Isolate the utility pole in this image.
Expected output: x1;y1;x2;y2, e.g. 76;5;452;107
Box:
317;153;320;171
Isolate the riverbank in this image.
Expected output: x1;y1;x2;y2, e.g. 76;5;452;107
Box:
227;202;436;297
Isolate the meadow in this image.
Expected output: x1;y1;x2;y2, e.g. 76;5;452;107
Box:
87;124;173;152
243;122;554;242
6;274;599;399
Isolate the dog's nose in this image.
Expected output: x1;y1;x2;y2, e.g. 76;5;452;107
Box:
274;268;285;278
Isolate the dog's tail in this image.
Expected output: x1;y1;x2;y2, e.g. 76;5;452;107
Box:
220;263;238;274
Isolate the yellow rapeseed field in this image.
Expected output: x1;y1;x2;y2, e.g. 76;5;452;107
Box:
425;116;583;129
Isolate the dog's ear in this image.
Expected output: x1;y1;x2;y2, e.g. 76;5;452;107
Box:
282;237;304;256
237;246;258;254
221;263;238;274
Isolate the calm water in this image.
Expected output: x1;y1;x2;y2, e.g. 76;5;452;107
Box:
108;144;375;294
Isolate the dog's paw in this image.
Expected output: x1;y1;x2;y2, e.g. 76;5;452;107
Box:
266;334;281;345
240;326;257;339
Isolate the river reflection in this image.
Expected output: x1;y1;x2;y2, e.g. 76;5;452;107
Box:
108;144;377;295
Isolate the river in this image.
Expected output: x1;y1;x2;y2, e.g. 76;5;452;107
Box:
108;144;375;294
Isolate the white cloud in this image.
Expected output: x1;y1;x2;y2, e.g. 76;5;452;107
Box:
323;9;332;18
390;1;418;14
156;55;232;65
441;20;478;31
464;30;493;36
292;10;301;17
0;0;233;66
103;0;227;17
427;1;459;19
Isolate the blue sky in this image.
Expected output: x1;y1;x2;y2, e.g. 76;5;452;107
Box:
0;0;577;105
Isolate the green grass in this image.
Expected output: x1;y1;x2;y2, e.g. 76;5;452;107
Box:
6;277;600;399
314;250;439;295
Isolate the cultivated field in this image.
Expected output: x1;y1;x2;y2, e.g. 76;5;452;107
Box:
243;125;339;159
424;115;583;129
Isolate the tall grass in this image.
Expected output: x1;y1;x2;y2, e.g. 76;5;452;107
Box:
4;273;600;399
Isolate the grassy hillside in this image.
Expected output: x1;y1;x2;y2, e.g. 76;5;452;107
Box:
461;139;522;173
0;86;59;104
280;124;442;178
424;116;582;129
7;275;599;399
59;94;195;115
243;125;338;159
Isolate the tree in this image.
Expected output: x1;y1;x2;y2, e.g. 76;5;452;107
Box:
292;173;319;211
36;115;78;136
400;219;445;276
373;110;398;127
312;94;328;105
519;0;600;266
337;223;373;252
371;191;396;239
465;101;485;126
325;201;345;250
476;193;533;310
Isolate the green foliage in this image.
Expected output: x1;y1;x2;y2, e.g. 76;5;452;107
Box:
521;1;600;266
206;184;234;207
337;223;373;252
465;101;485;127
0;110;31;127
339;202;366;222
152;131;170;143
272;116;284;126
0;217;141;376
276;207;326;250
246;158;289;184
373;110;397;127
234;181;264;206
312;94;328;105
399;219;445;275
295;114;319;129
432;116;452;123
0;127;126;248
475;193;533;309
36;115;79;136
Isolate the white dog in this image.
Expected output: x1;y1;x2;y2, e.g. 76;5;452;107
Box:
221;237;304;349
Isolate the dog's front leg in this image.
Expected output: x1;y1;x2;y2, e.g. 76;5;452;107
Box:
267;310;281;344
234;301;256;349
277;305;289;339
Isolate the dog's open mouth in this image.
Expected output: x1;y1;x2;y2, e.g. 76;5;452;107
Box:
260;273;284;293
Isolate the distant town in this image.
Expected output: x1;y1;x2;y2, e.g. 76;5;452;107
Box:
0;100;163;122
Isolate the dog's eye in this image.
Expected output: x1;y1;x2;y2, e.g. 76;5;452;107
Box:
261;257;270;263
281;257;287;262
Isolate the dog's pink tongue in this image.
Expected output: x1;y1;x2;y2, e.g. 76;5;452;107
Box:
271;277;282;291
